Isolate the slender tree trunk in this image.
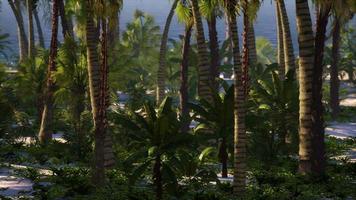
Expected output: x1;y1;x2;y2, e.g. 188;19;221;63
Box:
247;23;257;66
226;0;246;194
311;4;331;176
27;0;35;59
242;2;250;96
330;18;341;119
157;0;179;104
219;137;228;178
33;7;45;48
180;24;192;133
59;0;73;38
296;0;314;174
38;0;59;143
190;0;213;102
153;154;162;200
278;0;296;74
275;0;285;79
224;12;233;68
8;0;28;61
207;13;220;87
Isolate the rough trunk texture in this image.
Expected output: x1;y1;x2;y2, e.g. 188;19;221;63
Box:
33;7;45;48
226;0;246;194
311;4;331;176
247;23;257;66
157;0;179;104
38;0;59;143
190;0;213;102
27;0;35;59
180;25;192;133
276;0;285;79
296;0;314;174
330;18;341;119
278;0;296;73
8;0;28;61
242;4;250;96
207;14;220;87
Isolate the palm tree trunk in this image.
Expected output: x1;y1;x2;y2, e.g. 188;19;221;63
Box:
38;0;59;143
157;0;179;104
223;12;233;68
278;0;295;74
27;0;35;59
295;0;314;174
311;4;331;176
180;24;192;133
330;18;341;119
219;137;228;178
153;154;162;200
275;0;285;79
8;0;28;61
33;7;45;48
190;0;213;102
207;13;220;87
59;0;73;38
242;2;250;96
226;1;246;194
247;23;257;66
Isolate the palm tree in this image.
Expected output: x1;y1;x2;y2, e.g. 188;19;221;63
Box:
275;0;285;78
33;5;45;48
27;0;35;59
277;0;295;74
176;0;194;132
223;0;246;194
59;0;73;38
156;0;179;104
190;0;213;102
295;0;314;174
311;1;332;175
8;0;28;61
38;0;59;143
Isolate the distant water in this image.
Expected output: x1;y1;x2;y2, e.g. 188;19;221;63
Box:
0;0;354;60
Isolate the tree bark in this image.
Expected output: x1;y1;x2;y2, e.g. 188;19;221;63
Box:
33;7;45;48
311;4;331;176
157;0;179;104
330;18;341;119
247;23;257;66
27;0;35;59
207;13;220;88
59;0;73;38
295;0;314;174
219;137;228;178
180;24;192;133
190;0;213;102
153;154;162;200
278;0;296;73
38;0;59;143
275;0;285;79
8;0;28;61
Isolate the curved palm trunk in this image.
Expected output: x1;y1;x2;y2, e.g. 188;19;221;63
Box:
226;1;246;194
278;0;295;74
190;0;213;102
27;0;35;59
296;0;314;174
180;24;193;133
207;13;220;87
38;0;59;143
330;18;341;119
8;0;28;61
275;0;285;79
247;23;257;66
33;7;45;48
157;0;179;104
311;4;331;176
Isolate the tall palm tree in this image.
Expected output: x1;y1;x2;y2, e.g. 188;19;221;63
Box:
27;0;35;59
33;5;45;48
247;23;257;65
8;0;28;61
295;0;314;174
277;0;295;74
38;0;59;143
275;0;285;78
311;1;332;175
156;0;179;104
190;0;213;102
176;0;193;132
59;0;73;38
223;0;246;194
